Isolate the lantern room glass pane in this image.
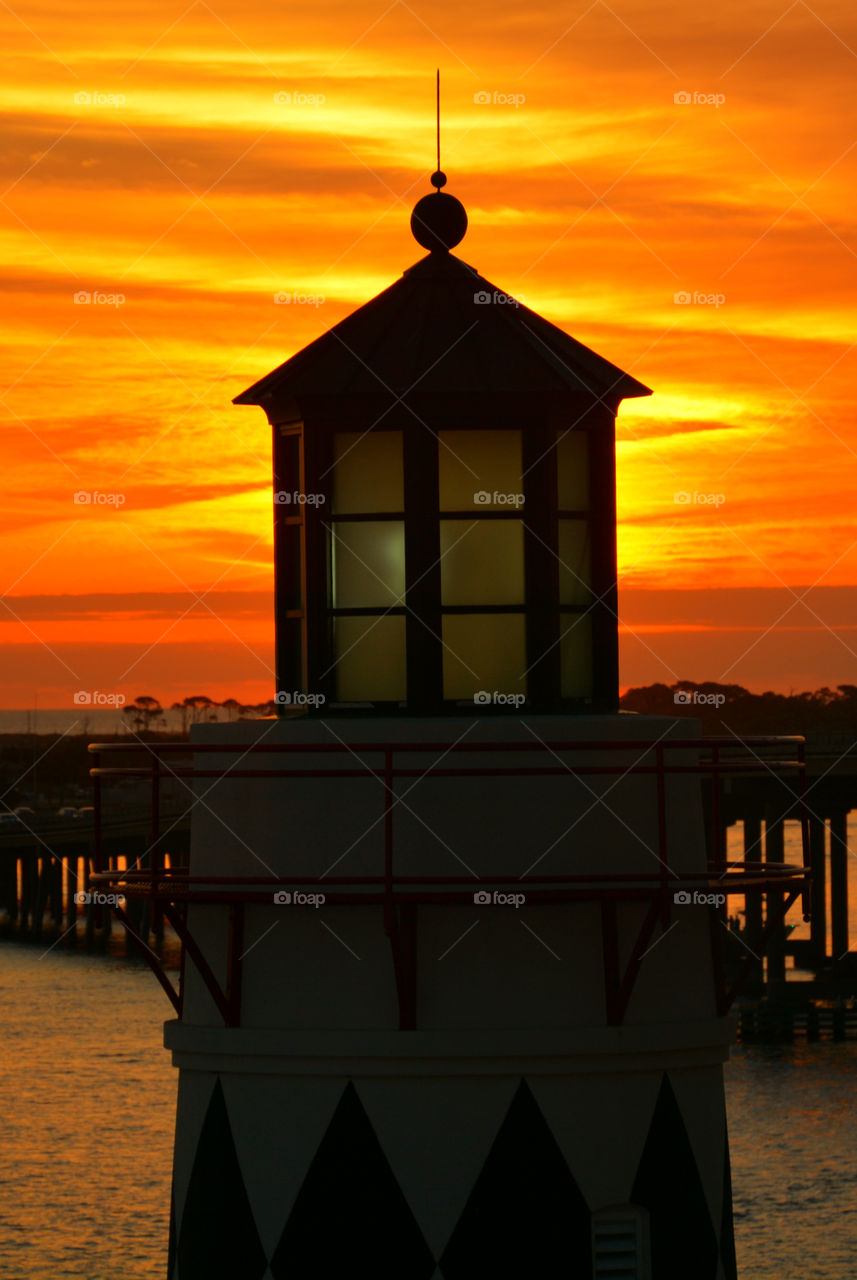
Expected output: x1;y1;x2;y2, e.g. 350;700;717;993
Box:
334;616;407;702
438;430;523;511
557;520;591;606
279;523;302;612
442;614;527;701
277;617;304;698
560;614;593;699
276;430;302;497
440;520;524;605
556;429;588;511
331;522;405;608
332;431;404;513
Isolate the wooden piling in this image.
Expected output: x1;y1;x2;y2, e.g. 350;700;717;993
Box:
830;811;849;964
808;814;827;968
743;806;764;993
763;807;787;993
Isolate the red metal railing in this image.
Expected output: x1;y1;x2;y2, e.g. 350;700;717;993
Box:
88;734;811;1028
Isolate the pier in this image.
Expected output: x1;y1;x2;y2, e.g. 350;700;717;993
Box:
0;805;189;950
717;730;857;995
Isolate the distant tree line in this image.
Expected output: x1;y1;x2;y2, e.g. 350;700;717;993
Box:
3;682;856;809
121;694;281;735
619;681;857;735
118;683;857;738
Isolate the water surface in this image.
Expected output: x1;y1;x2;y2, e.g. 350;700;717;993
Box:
1;943;855;1279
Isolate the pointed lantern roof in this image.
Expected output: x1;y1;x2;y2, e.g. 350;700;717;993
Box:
234;178;651;417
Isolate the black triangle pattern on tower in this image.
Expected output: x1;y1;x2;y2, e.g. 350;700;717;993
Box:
176;1076;268;1280
439;1079;592;1278
630;1073;719;1280
720;1122;738;1280
269;1080;436;1279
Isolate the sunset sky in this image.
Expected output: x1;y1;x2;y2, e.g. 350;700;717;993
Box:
2;0;857;709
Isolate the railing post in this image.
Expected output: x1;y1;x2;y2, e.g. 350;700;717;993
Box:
808;812;827;970
710;744;724;875
601;899;620;1025
383;746;394;935
797;741;811;922
655;743;667;873
764;800;787;995
92;753;102;878
90;752;102;938
226;903;244;1027
742;800;764;995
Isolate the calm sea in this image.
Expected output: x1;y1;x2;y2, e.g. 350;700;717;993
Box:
0;943;855;1279
0;708;224;735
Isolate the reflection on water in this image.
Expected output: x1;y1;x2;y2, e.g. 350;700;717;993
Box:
728;1040;857;1280
0;944;175;1280
1;944;855;1279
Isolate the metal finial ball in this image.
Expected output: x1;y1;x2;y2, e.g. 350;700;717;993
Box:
411;191;467;252
430;170;447;189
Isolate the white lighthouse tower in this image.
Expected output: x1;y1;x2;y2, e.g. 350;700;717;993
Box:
93;169;813;1280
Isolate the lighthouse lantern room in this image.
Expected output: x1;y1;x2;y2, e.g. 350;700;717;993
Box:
233;176;650;714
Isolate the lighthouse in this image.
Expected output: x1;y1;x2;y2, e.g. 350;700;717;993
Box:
149;170;758;1279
